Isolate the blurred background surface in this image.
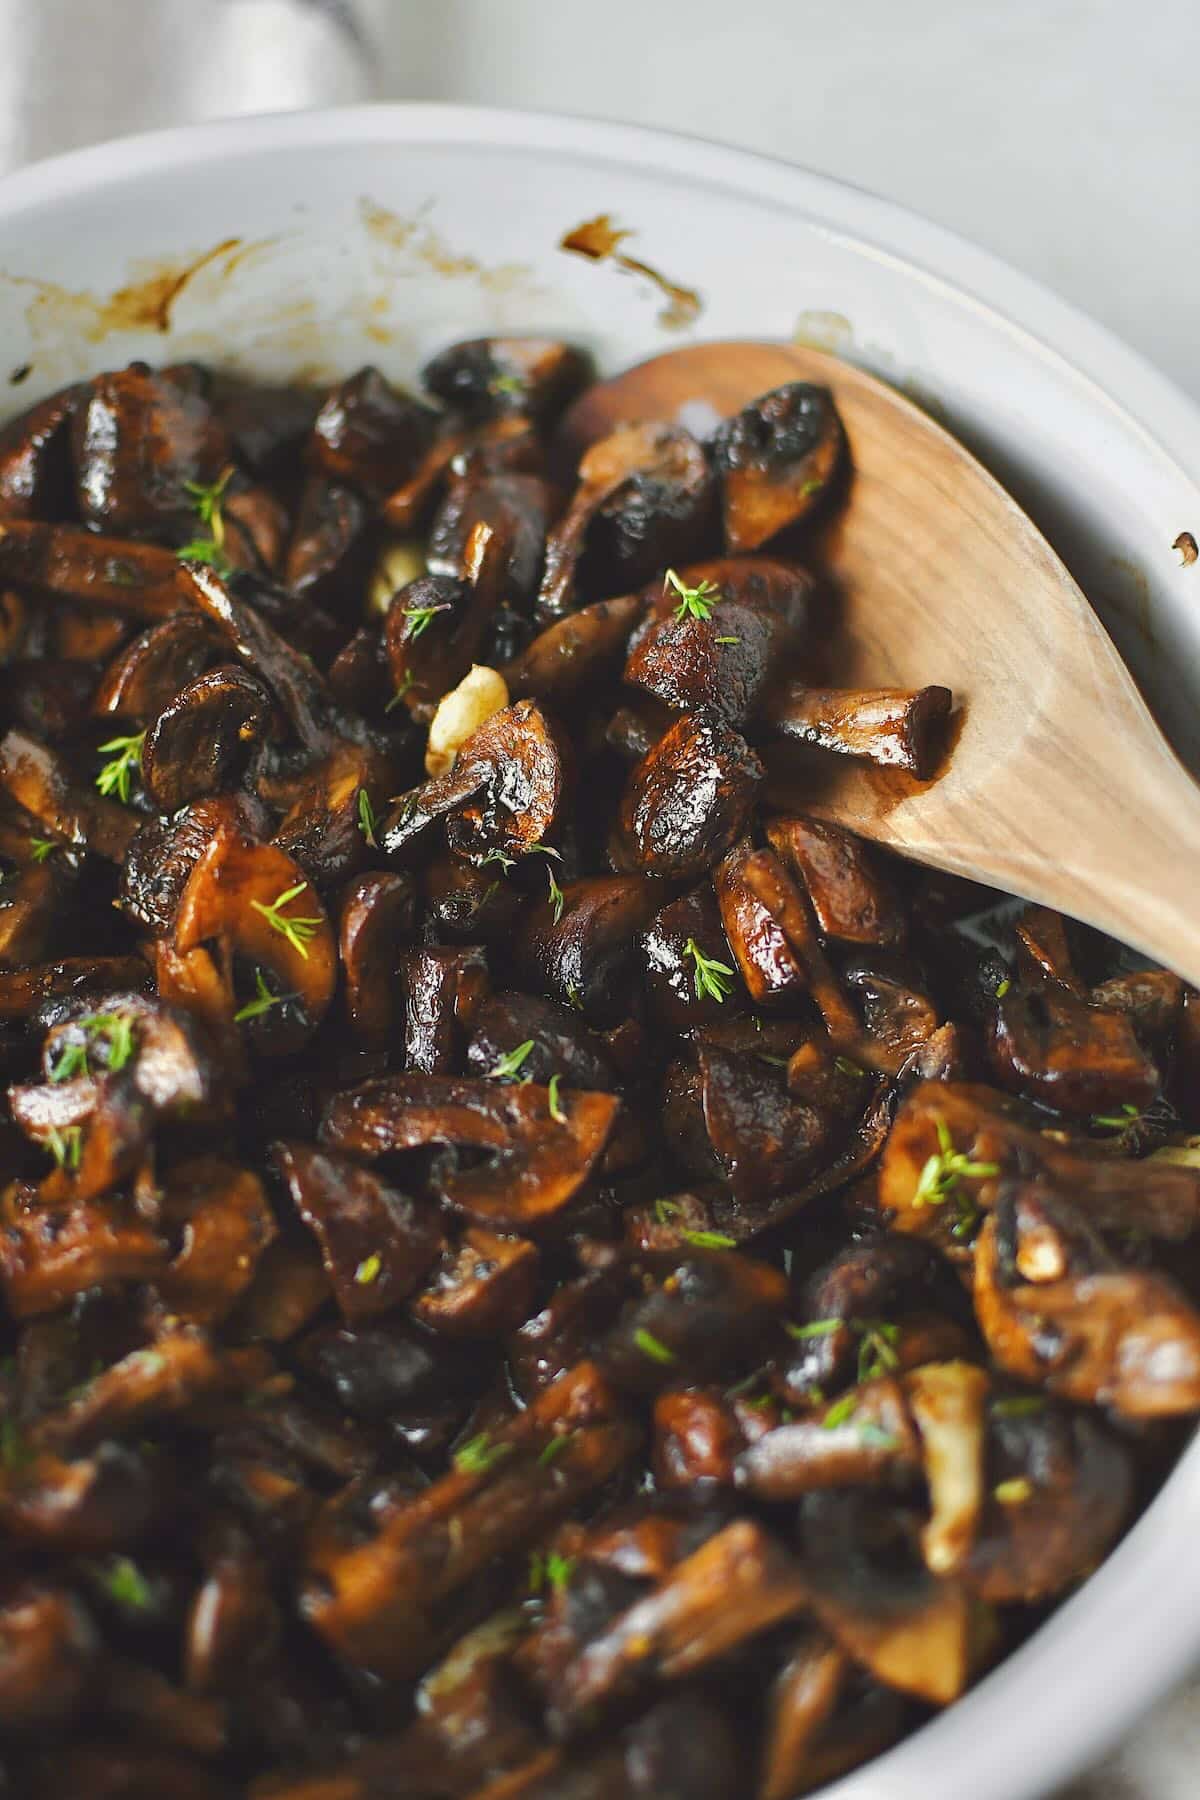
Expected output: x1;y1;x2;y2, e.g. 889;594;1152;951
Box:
3;2;1197;1792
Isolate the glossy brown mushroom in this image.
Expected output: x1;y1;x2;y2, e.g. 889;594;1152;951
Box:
400;945;491;1075
273;1141;446;1321
338;871;418;1047
0;382;81;521
466;991;619;1092
0;728;139;864
512;875;659;1024
505;594;642;706
71;363;231;539
712;838;807;1007
320;1073;621;1231
973;1183;1200;1416
641;884;744;1030
0;522;191;618
174;827;336;1038
282;476;368;601
310;367;438;500
141;665;274;814
92;613;219;723
411;1227;540;1338
760;682;953;778
767;814;907;947
538;423;714;618
423;336;591;423
986;983;1161;1119
615;709;762;880
712;382;845;551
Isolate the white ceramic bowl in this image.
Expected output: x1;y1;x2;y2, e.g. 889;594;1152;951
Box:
2;105;1198;1800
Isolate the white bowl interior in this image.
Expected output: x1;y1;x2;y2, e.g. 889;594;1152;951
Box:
0;105;1197;1800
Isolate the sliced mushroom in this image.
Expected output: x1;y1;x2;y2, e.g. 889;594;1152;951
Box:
758;1632;850;1800
974;1183;1200;1415
0;1185;166;1318
154;1156;278;1327
796;1489;978;1706
381;413;545;534
384;572;483;722
879;1081;1200;1245
381;699;566;867
0;860;75;967
735;1377;921;1500
401;945;491;1075
92;613;219;722
174;827;336;1039
465;992;619;1092
615;710;762;880
338;871;418;1047
121;792;269;936
760;683;953;778
282;476;369;601
427;473;556;607
513;875;659;1024
625;557;812;725
539;424;714;618
603;1244;788;1394
411;1227;540;1338
271;742;394;889
0;522;190;619
712;383;845;551
71;363;231;539
712;838;807;1007
310;367;438;500
505;594;643;706
0;382;81;521
302;1361;639;1680
0;956;150;1022
0;728;139;864
767;815;906;948
986;983;1161;1119
963;1392;1135;1601
904;1361;991;1577
0;1581;97;1732
543;1519;807;1731
141;665;273;814
321;1072;621;1231
423;336;591;423
641;884;744;1030
32;1333;271;1457
273;1141;446;1321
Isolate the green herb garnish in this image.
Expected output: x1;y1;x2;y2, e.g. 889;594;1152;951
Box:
354;1253;382;1286
1091;1102;1141;1132
234;969;287;1023
633;1328;676;1366
479;848;516;871
786;1318;841;1340
385;671;414;713
95;731;145;805
684;937;735;1004
853;1319;900;1385
547;1073;566;1123
834;1056;863;1077
454;1432;512;1476
714;635;740;645
995;977;1012;999
654;1198;682;1224
680;1228;736;1249
537;1433;570;1467
176;537;233;576
402;599;451;640
991;1395;1046;1419
664;568;720;622
911;1117;1000;1208
490;373;524;397
28;837;56;863
488;1040;535;1083
822;1394;858;1430
45;1125;83;1172
48;1040;90;1084
250;881;322;960
93;1554;153;1611
178;466;235;576
357;787;378;848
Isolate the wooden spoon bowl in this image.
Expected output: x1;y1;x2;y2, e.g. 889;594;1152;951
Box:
562;342;1200;986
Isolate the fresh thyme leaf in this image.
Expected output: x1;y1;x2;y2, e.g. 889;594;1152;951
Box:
547;1073;566;1123
77;1011;135;1073
545;1550;576;1591
633;1328;676;1365
250;881;322;960
664;568;721;622
479;848;516;871
234;969;287;1023
654;1198;682;1224
489;1040;535;1082
680;1228;736;1249
545;865;565;922
910;1117;1000;1208
357;787;378;848
354;1253;382;1286
403;599;451;641
95;732;145;805
684;937;735;1004
853;1319;901;1384
995;977;1012;998
714;635;740;644
822;1394;858;1430
800;477;824;497
786;1318;841;1340
1091;1102;1142;1131
28;837;56;863
991;1395;1046;1419
91;1554;153;1611
48;1040;90;1084
994;1477;1034;1505
385;671;414;713
183;465;234;537
45;1125;83;1171
834;1056;863;1077
537;1433;570;1467
453;1432;512;1476
490;373;524;397
176;538;233;577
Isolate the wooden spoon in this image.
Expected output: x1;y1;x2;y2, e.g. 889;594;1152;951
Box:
562;342;1200;987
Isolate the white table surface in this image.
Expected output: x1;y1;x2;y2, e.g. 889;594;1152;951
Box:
5;1;1198;1792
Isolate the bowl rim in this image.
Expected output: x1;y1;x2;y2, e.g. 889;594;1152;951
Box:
2;101;1198;1800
